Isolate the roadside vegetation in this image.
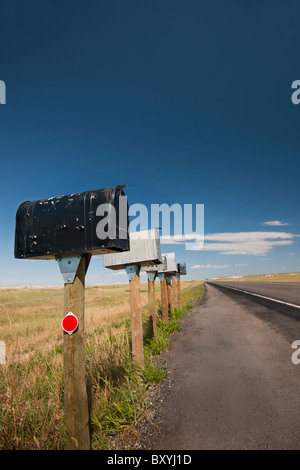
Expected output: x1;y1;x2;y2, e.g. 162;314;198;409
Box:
209;272;300;283
0;281;203;449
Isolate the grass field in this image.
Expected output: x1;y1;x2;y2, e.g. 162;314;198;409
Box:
0;283;152;362
0;280;203;450
209;272;300;283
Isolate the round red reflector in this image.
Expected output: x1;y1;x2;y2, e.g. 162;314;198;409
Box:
62;312;78;335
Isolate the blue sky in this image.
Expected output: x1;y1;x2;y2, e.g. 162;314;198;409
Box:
0;0;300;286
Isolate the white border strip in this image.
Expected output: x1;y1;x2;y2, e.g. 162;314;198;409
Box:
211;283;300;309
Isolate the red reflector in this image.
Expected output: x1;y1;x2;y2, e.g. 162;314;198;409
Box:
62;312;78;335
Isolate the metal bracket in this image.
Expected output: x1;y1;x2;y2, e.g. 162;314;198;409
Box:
125;265;139;281
165;274;173;285
176;273;180;280
146;271;156;282
157;272;165;282
56;255;82;284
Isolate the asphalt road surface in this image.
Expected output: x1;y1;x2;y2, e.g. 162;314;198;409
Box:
141;282;300;450
210;281;300;306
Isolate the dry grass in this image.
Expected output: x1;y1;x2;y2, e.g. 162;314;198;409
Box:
0;283;160;362
0;280;202;450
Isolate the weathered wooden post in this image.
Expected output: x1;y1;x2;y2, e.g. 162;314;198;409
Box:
126;264;144;368
172;274;177;308
147;271;157;337
14;185;130;450
157;272;168;322
176;262;187;310
60;254;91;450
142;254;166;331
104;228;162;370
176;274;182;309
158;252;177;318
166;274;174;313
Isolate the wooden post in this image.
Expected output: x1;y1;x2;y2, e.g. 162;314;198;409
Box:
172;275;177;308
63;255;90;450
166;275;174;313
159;274;169;322
147;272;157;337
127;265;144;370
177;274;182;310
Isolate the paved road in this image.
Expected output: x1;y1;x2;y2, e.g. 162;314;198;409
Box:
209;281;300;305
142;283;300;450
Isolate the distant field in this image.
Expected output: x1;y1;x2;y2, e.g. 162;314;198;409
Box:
0;280;197;362
209;272;300;283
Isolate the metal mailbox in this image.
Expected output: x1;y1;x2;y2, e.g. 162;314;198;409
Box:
177;262;187;275
158;252;177;273
103;228;162;269
14;185;129;260
141;254;167;273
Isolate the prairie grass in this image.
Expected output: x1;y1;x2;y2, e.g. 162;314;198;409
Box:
0;283;153;362
0;280;203;449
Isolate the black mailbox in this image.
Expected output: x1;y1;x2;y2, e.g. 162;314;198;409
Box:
177;263;187;275
15;185;129;260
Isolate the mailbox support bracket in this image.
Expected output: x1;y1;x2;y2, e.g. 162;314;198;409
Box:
176;273;180;280
56;255;82;284
146;271;156;282
165;274;173;285
157;272;165;282
125;264;140;281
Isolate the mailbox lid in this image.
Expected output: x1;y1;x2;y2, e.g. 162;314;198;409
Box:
103;228;162;270
177;262;187;275
14;185;129;260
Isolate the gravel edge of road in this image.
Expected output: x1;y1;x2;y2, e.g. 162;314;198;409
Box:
128;288;208;450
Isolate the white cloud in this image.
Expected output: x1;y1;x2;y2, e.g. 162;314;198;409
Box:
262;221;290;226
160;231;298;255
189;231;297;255
160;234;202;245
191;264;230;269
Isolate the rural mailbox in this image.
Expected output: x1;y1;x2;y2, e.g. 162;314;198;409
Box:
157;252;177;315
103;228;163;369
103;228;162;272
14;184;130;450
154;252;177;319
141;255;169;338
141;254;166;274
14;185;129;260
177;262;187;276
158;252;177;274
176;262;186;310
